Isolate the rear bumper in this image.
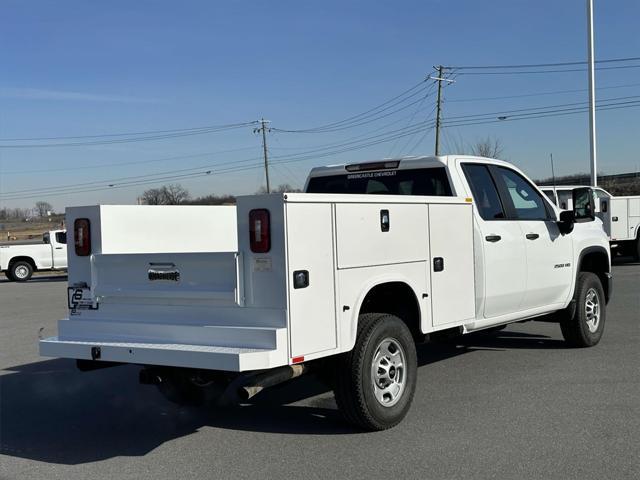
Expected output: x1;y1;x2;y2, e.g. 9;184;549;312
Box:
40;336;286;372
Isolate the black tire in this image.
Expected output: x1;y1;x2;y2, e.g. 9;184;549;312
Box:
10;261;33;282
5;270;15;281
560;272;606;347
334;313;417;431
632;236;640;262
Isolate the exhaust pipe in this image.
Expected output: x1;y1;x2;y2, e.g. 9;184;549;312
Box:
238;364;307;401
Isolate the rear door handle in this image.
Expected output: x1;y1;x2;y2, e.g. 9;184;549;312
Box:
485;235;501;242
525;233;539;240
55;247;63;250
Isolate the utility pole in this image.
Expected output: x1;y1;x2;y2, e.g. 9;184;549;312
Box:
254;118;271;193
429;66;454;156
587;0;598;186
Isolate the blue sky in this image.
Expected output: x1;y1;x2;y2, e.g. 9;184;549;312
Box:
1;0;639;210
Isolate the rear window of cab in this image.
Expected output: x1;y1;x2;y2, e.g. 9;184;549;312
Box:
306;167;453;196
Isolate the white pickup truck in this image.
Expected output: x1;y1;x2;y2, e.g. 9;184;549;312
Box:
40;156;612;430
540;185;640;260
1;230;67;281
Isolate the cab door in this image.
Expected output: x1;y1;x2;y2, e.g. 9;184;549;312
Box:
461;163;527;318
492;167;573;310
52;231;67;269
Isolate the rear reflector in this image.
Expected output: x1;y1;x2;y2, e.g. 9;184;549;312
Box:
74;218;91;256
292;356;305;364
249;209;270;253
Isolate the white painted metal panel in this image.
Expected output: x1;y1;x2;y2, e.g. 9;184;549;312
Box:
610;199;629;240
91;252;239;306
286;202;337;357
519;220;573;309
629;198;640;218
428;204;476;326
99;205;237;254
335;203;428;269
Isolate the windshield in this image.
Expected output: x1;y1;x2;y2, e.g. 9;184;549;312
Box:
306;167;453;196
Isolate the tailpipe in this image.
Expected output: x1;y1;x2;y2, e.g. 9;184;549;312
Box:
238;364;307;401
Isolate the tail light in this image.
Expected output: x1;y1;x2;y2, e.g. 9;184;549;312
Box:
249;209;270;253
74;218;91;256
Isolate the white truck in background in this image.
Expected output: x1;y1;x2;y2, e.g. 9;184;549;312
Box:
540;185;640;260
40;156;612;430
0;230;67;281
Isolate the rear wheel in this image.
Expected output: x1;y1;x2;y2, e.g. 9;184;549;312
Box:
334;313;417;431
10;261;33;282
560;272;605;347
633;236;640;262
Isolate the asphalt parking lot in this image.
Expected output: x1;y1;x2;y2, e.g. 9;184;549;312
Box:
0;262;638;480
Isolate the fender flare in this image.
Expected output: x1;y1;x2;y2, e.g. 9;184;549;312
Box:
573;246;611;303
344;274;423;352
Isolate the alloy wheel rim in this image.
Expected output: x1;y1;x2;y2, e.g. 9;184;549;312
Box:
585;287;601;333
370;337;407;407
15;266;29;279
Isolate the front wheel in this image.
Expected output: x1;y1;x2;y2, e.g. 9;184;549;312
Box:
334;313;417;431
560;272;606;347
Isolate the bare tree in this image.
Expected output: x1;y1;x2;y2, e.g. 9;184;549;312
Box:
140;184;190;205
470;136;504;159
161;184;190;204
140;188;165;205
255;184;302;194
34;201;53;217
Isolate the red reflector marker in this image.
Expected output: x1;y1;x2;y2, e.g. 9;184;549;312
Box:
292;356;305;364
74;218;91;256
249;209;270;253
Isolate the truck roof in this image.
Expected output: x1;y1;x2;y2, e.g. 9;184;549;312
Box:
306;154;513;179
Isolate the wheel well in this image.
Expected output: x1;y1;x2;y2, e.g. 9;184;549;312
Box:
359;282;422;339
8;256;36;272
579;250;610;301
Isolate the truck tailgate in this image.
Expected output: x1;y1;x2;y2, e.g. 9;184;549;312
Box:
90;252;242;306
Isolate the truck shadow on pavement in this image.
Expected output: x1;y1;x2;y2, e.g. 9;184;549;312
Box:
0;275;67;284
0;329;555;465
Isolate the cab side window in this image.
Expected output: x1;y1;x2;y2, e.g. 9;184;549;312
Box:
497;167;552;220
55;232;67;244
462;164;506;220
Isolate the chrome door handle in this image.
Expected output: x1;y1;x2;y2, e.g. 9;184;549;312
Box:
485;235;501;242
525;233;539;240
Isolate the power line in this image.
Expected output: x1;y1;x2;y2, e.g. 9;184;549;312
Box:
0;146;260;176
442;94;640;122
441;100;640;129
0;156;263;197
451;64;640;76
446;81;640;103
0;121;258;142
446;55;640;70
274;79;430;133
0;122;257;148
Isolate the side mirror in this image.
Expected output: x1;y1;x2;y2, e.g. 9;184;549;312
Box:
572;187;595;222
558;210;575;234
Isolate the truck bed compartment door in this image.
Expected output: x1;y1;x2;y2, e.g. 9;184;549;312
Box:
428;204;476;327
610;199;629;241
286;203;337;357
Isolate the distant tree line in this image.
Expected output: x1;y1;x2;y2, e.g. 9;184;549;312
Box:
535;172;640;196
139;183;302;205
0;201;54;221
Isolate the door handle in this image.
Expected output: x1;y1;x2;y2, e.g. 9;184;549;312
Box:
55;247;63;249
485;235;501;242
525;233;539;240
